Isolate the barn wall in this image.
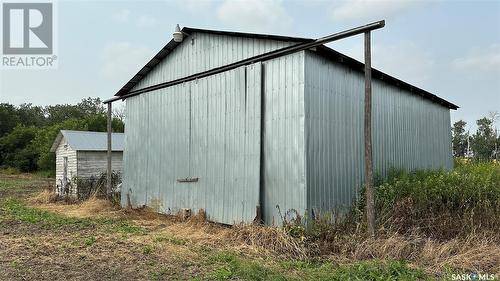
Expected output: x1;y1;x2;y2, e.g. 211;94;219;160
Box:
261;53;307;225
303;51;453;215
76;151;123;179
123;64;263;224
132;32;296;90
123;51;307;225
55;138;77;195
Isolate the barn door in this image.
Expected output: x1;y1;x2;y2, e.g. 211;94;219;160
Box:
188;63;263;224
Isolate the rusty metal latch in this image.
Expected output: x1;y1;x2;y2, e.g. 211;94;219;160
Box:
177;177;199;183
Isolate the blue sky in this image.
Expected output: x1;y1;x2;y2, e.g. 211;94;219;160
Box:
0;0;499;131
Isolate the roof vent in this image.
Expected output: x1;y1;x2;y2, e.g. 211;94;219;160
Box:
173;24;183;42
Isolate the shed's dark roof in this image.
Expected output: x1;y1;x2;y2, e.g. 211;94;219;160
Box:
115;27;458;110
50;130;124;152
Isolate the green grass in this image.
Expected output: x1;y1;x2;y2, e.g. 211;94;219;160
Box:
1;198;94;227
206;251;287;280
143;245;153;255
0;178;36;190
154;234;187;245
83;236;96;247
0;198;145;235
110;221;146;235
204;251;432;281
280;260;430;281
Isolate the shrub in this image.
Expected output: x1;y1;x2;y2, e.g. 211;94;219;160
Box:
73;171;121;201
297;162;500;241
374;162;500;238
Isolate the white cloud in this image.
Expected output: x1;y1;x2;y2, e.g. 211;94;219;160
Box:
136;15;158;28
453;44;500;72
339;41;436;86
100;42;154;86
329;0;421;22
111;9;131;23
112;10;158;28
179;0;216;14
216;0;292;33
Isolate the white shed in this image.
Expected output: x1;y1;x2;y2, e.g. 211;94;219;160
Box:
50;130;124;196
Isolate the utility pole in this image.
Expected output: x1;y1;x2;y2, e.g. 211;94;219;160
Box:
364;31;375;237
107;102;112;198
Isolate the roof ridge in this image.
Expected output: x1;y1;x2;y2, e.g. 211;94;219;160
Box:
62;130;124;135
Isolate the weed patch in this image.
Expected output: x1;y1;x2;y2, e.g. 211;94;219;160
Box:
143;245;153;255
83;236;96;247
374;162;500;237
112;221;146;235
154;235;187;245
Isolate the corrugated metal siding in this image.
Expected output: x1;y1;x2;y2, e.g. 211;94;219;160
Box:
261;52;307;225
123;64;262;224
304;51;453;215
133;32;295;90
60;130;124;151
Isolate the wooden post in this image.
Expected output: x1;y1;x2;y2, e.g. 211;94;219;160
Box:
107;102;112;198
364;31;376;237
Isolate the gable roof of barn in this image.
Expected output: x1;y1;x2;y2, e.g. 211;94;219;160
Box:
114;27;458;110
50;130;124;152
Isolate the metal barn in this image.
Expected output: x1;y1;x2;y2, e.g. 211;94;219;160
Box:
51;130;124;196
112;28;458;225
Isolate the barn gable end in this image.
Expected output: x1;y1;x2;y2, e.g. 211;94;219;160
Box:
132;31;299;91
117;27;457;226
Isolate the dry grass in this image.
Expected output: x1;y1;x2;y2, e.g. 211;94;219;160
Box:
26;189;58;204
321;231;500;276
26;191;500;276
28;192;123;219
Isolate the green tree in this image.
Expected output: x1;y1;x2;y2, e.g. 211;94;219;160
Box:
0;97;125;173
17;103;46;127
0;125;39;171
0;103;20;137
32;118;88;173
471;117;496;160
77;97;105;115
85;114;107;131
112;117;125;132
45;104;84;125
452;120;468;157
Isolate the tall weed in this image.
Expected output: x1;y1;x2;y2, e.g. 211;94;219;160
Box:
375;162;500;238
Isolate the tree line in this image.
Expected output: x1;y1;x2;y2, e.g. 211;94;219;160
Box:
452;113;499;160
1;98;497;174
0;98;124;174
